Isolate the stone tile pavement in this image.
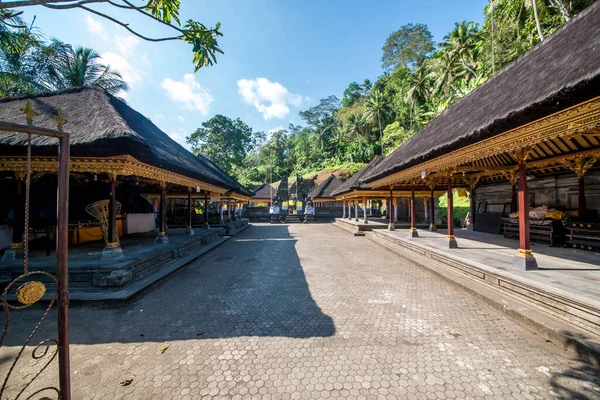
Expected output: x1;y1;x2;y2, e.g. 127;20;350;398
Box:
1;223;599;399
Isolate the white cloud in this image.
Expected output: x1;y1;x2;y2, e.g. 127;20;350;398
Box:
114;34;139;57
161;74;213;115
154;113;165;121
86;16;108;41
100;52;143;88
175;115;186;122
237;77;304;120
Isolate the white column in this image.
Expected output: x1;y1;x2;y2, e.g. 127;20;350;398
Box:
219;202;224;224
363;198;368;224
355;201;359;222
423;198;428;220
342;200;346;218
394;199;398;222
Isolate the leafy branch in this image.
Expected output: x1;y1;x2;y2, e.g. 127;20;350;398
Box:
0;0;223;71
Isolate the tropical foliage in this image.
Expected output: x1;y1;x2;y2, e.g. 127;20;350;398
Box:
227;0;595;186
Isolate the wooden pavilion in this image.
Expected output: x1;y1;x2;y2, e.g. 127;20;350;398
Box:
307;175;343;206
0;86;251;262
363;3;600;270
332;157;445;228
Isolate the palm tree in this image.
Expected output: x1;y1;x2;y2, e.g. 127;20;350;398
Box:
364;91;391;156
47;41;128;95
361;79;372;95
441;21;480;81
431;52;465;98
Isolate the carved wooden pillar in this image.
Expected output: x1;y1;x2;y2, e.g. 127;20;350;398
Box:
362;197;368;224
446;174;458;248
342;200;346;219
185;187;195;235
354;200;359;222
3;175;25;261
101;174;124;258
219;201;224;224
155;182;169;244
462;175;480;232
204;192;209;228
562;157;597;220
409;188;418;238
388;188;395;231
393;197;398;222
512;149;538;270
426;177;437;232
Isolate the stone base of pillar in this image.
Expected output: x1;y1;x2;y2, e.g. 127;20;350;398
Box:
409;228;419;238
512;249;539;271
387;223;396;231
428;223;437;232
204;223;210;229
446;235;458;249
2;244;24;261
354;217;359;222
100;243;124;261
363;219;369;224
184;226;195;235
154;232;170;244
467;224;474;231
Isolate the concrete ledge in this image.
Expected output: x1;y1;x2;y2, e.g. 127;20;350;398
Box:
333;221;365;236
366;230;600;358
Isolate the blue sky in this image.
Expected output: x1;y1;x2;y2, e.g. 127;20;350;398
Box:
20;0;488;149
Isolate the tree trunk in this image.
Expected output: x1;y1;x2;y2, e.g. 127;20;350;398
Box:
532;0;545;41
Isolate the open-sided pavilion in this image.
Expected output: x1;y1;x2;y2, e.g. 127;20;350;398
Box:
0;86;251;299
349;3;600;338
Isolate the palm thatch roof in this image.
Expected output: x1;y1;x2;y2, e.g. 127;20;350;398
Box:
365;2;600;185
252;182;275;199
0;86;251;197
331;156;385;196
308;175;343;199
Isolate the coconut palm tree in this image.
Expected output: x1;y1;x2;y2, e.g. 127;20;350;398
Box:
47;41;129;95
441;21;480;81
364;90;391;156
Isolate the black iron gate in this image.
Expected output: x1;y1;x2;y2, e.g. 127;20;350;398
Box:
0;101;71;399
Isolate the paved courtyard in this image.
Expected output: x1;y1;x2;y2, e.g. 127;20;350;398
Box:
2;223;600;399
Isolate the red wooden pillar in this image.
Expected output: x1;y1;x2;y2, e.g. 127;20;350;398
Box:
388;189;395;231
429;181;437;232
2;177;25;261
409;188;418;238
155;182;169;244
513;161;538;270
102;176;123;259
447;175;458;248
578;176;586;219
185;188;195;235
204;191;209;228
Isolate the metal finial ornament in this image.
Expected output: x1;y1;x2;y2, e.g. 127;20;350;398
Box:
19;99;38;125
53;107;68;131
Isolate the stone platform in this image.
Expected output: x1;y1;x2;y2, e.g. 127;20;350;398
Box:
367;228;600;353
333;217;432;236
0;227;232;301
209;218;250;236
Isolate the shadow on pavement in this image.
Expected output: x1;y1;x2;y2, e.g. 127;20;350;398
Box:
2;225;335;346
548;332;600;399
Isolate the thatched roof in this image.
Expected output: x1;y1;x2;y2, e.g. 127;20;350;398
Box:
331;156;385;196
365;2;600;185
0;86;251;196
308;175;343;199
252;182;275;199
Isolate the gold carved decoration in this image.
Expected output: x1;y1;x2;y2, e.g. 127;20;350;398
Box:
368;96;600;188
53;107;68;131
500;170;519;186
19;100;39;125
561;157;598;179
0;155;228;194
461;175;480;190
16;281;46;305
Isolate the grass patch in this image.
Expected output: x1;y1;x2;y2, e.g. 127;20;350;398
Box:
439;191;470;226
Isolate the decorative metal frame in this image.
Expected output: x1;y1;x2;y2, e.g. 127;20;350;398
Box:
0;104;71;400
